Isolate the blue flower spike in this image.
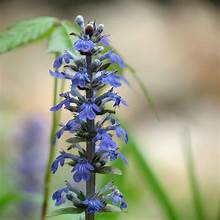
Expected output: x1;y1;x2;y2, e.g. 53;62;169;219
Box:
50;15;128;219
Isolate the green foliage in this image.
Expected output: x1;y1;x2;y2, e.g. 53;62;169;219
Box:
95;166;122;175
182;131;206;220
102;204;122;212
0;165;25;216
48;207;84;217
48;25;72;54
47;20;80;54
0;17;58;54
0;193;24;214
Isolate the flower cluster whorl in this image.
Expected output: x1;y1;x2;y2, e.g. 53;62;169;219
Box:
50;15;128;214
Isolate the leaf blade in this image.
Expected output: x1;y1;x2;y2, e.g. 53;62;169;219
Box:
48;207;84;217
0;16;57;54
47;24;72;54
95;166;122;175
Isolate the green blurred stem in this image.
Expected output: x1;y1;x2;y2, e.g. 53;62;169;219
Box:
125;64;159;120
183;131;205;220
124;124;180;220
40;75;65;220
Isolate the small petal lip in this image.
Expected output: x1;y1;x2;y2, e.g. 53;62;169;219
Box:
83;197;105;213
72;159;94;182
74;39;96;53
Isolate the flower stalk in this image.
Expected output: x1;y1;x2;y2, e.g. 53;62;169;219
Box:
85;54;95;220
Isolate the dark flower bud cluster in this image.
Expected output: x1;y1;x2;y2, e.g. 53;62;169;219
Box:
50;15;128;218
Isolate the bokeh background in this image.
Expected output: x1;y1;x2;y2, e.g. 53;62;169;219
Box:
0;0;219;219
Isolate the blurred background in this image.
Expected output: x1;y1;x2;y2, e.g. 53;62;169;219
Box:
0;0;219;219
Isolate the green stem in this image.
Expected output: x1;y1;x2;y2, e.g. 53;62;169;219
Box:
40;77;65;220
183;131;206;220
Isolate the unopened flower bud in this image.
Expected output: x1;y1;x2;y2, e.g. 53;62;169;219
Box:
75;15;84;28
96;24;104;34
95;162;102;167
85;23;94;37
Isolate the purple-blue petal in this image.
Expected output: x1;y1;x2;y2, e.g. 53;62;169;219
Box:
99;36;110;46
53;56;63;69
74;39;95;52
49;70;65;79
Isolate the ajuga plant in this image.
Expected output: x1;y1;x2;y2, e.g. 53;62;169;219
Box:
15;117;48;219
49;15;128;220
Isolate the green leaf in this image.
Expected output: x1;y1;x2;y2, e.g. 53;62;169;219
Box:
102;204;122;213
48;207;84;217
47;24;72;54
96;166;122;175
0;16;58;54
182;130;206;220
66;137;86;144
61;20;81;36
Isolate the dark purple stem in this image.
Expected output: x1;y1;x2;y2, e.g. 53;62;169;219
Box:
85;55;95;220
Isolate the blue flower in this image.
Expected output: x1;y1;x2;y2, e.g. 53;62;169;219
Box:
95;130;127;163
111;188;127;209
101;50;125;68
83;197;105;213
49;69;73;80
51;151;78;174
116;126;128;143
72;69;90;88
50;98;72;112
105;148;127;164
74;39;96;53
72;159;94;182
94;130;117;150
56;118;81;140
52;187;69;206
99;36;110;46
79;103;101;121
102;92;127;107
53;51;73;69
110;93;127;107
101;72;122;88
50;68;90;89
